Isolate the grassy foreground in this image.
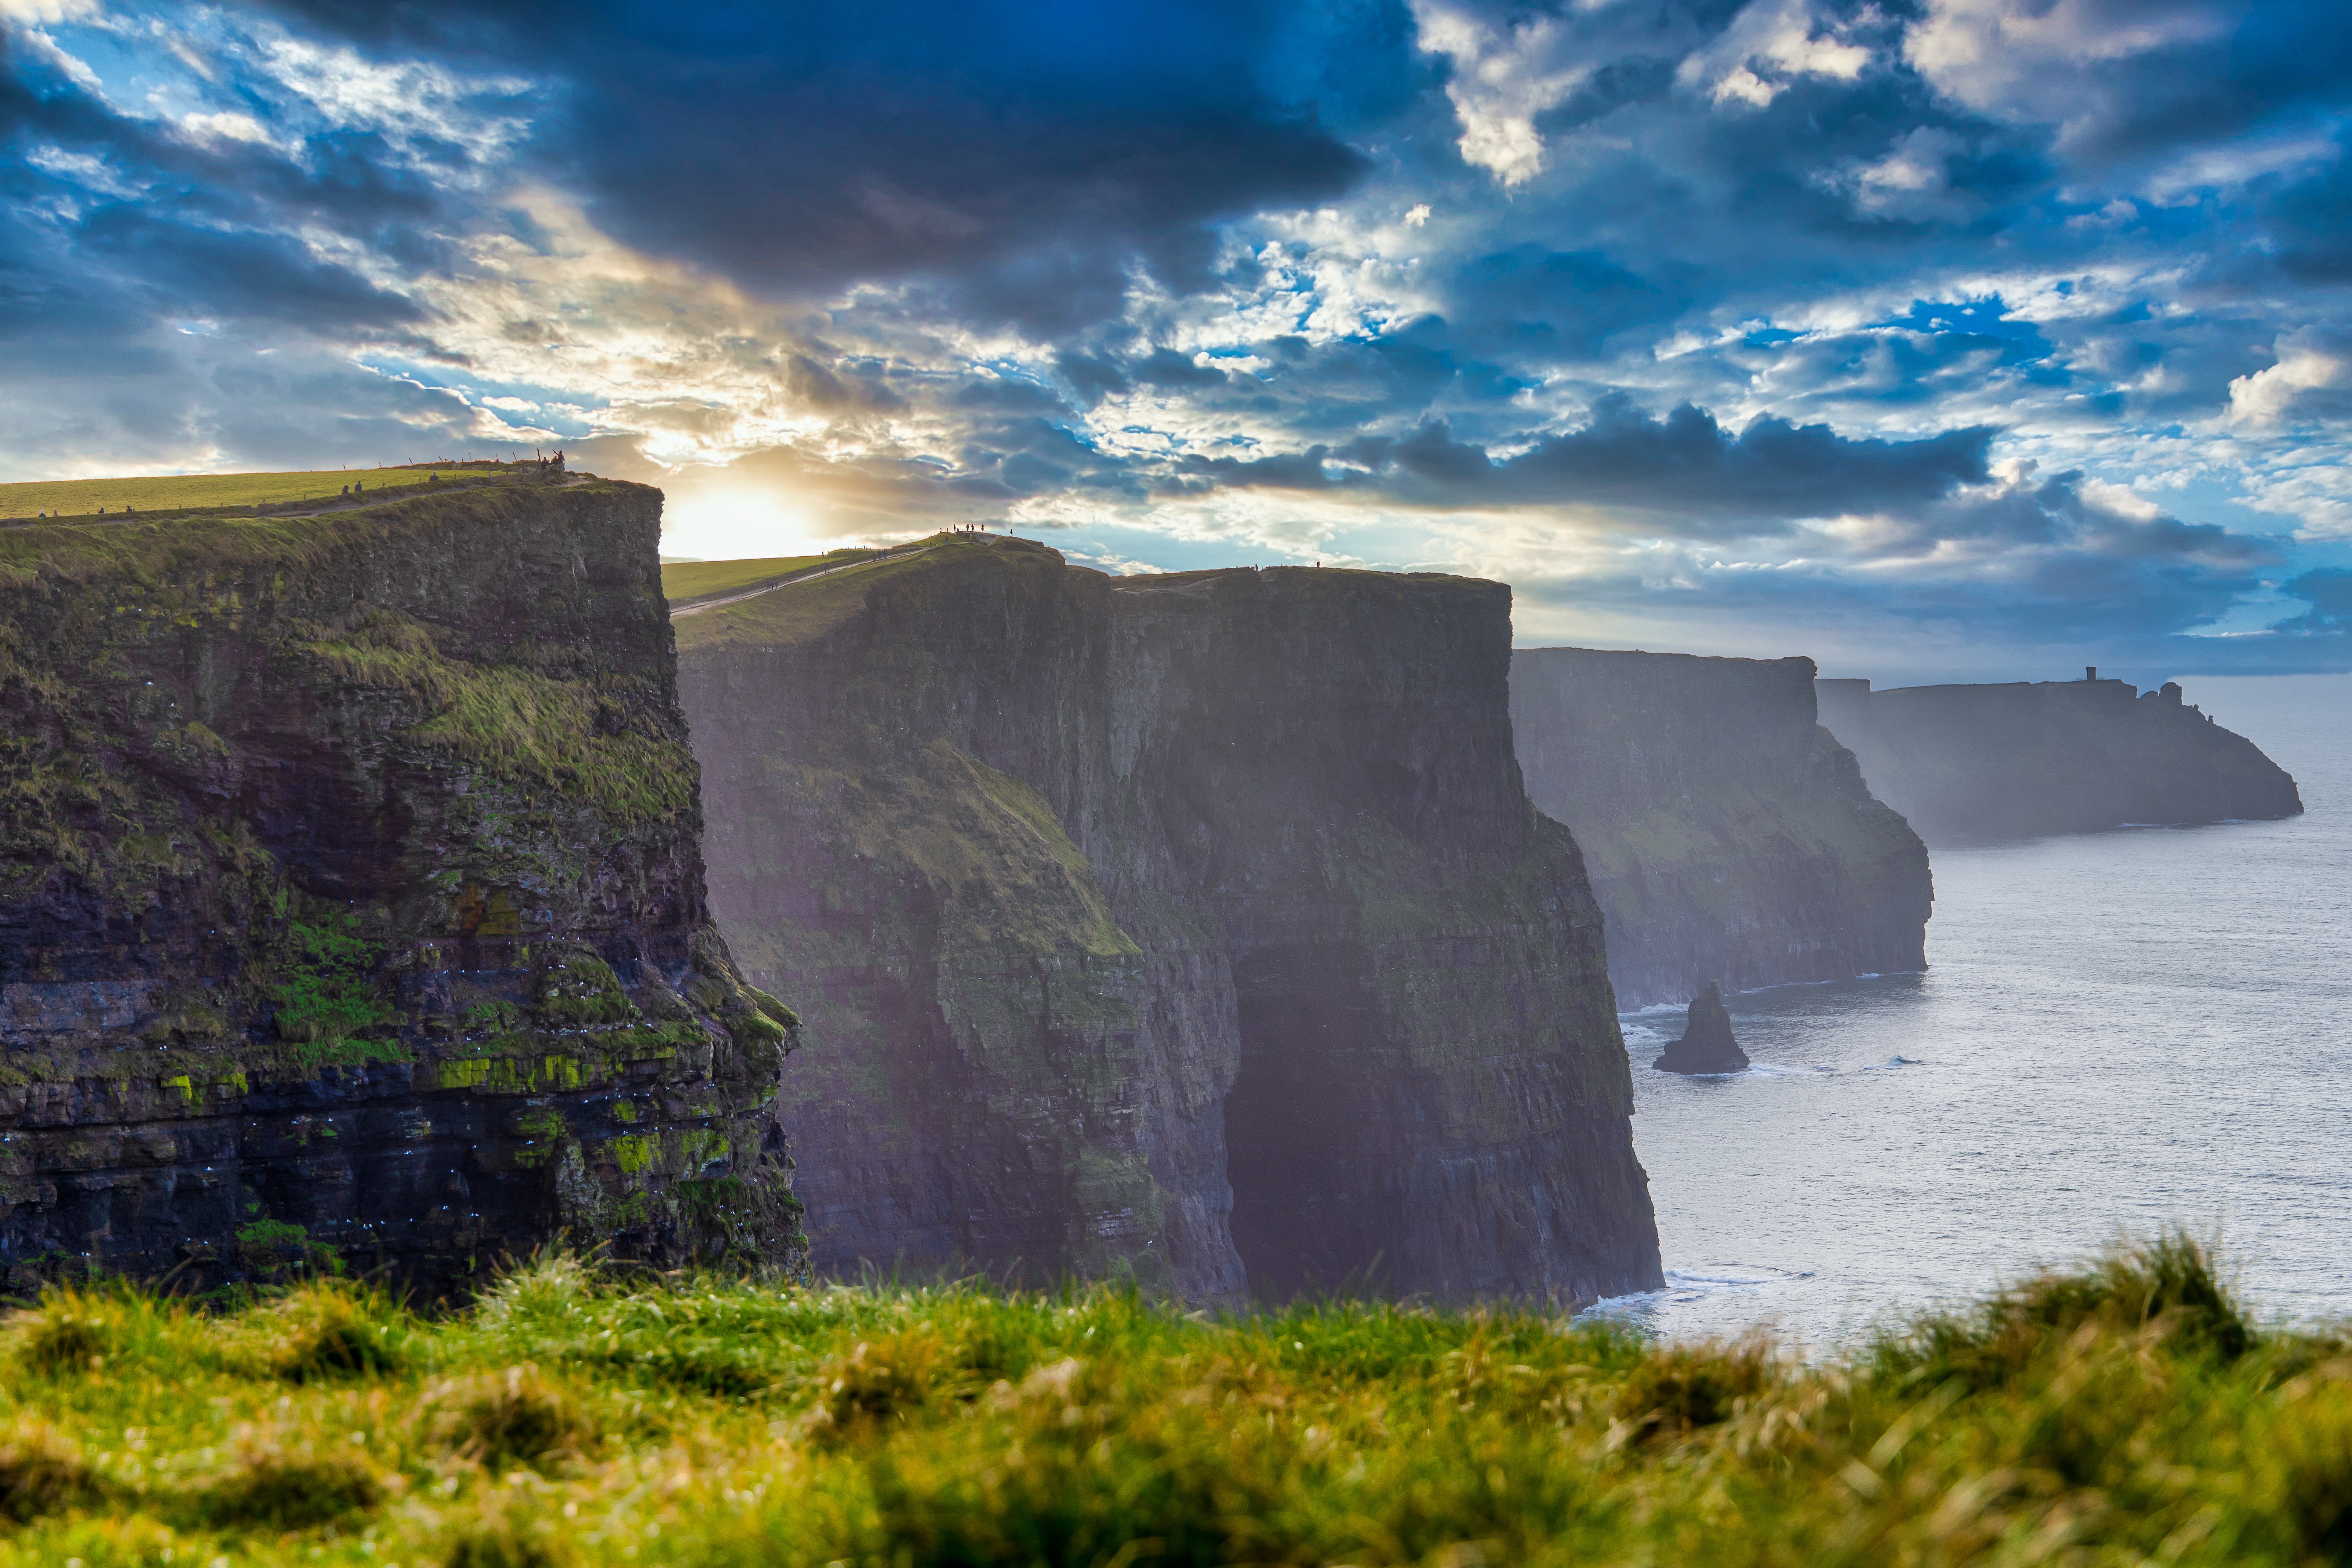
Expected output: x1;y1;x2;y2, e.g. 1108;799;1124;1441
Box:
0;1239;2342;1566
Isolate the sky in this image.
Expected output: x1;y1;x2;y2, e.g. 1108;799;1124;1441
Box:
4;0;2350;684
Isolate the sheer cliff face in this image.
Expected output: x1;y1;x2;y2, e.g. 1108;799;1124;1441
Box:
674;540;1661;1306
1814;677;2304;845
1510;649;1933;1011
0;481;801;1295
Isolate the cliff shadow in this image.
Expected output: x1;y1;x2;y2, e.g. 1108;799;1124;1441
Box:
1223;941;1424;1303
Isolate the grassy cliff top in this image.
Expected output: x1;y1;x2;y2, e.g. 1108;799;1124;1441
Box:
669;534;1044;650
667;537;1509;653
0;461;572;522
0;474;642;588
1121;563;1497;592
0;1236;2331;1566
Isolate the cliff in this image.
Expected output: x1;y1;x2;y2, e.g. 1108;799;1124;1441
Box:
1509;648;1933;1011
1816;675;2304;844
0;477;802;1296
672;537;1661;1306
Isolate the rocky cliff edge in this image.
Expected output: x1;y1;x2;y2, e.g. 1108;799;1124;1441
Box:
1511;648;1933;1010
674;536;1663;1307
0;476;801;1295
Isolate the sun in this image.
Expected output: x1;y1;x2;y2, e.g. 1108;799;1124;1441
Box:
659;483;815;562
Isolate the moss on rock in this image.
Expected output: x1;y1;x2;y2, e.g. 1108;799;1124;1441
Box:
0;475;805;1295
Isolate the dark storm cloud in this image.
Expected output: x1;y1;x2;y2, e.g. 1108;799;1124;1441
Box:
1913;0;2352;167
252;0;1389;334
7;0;2352;671
1510;468;2278;644
2274;568;2352;634
72;204;425;330
1331;397;1994;528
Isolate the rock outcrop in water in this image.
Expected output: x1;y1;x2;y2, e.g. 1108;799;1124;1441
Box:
1652;982;1749;1075
0;477;801;1296
672;536;1663;1306
1815;674;2304;844
1509;648;1933;1010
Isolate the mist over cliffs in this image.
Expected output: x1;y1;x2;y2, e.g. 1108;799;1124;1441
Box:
673;536;1663;1306
1510;649;1932;1011
0;479;800;1293
1818;675;2304;845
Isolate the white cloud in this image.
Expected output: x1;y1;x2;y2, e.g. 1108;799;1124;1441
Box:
2242;463;2352;540
249;29;534;170
176;110;274;147
2144;135;2341;203
1411;0;1591;185
2227;331;2352;430
11;24;102;92
1677;0;1872;109
0;0;97;23
1818;126;1974;222
1904;0;2228;133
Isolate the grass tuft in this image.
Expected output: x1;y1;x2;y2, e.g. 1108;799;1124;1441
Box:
815;1329;959;1434
0;1233;2327;1565
1871;1228;2254;1390
188;1428;383;1529
13;1302;111;1377
1611;1336;1777;1441
0;1416;101;1521
269;1280;410;1381
443;1496;580;1568
418;1366;597;1473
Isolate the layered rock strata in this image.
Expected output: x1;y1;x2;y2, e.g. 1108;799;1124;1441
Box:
1510;648;1933;1010
0;477;801;1296
673;537;1662;1306
1815;675;2305;844
1652;983;1749;1075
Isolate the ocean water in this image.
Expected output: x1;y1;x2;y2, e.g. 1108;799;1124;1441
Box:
1596;672;2352;1349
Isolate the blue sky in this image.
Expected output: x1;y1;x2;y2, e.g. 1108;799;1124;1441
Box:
4;0;2350;683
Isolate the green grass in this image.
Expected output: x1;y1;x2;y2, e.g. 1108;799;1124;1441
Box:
659;552;841;609
0;466;473;519
0;1234;2340;1565
667;535;983;647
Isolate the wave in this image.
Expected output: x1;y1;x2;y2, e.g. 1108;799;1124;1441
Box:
1580;1264;1819;1322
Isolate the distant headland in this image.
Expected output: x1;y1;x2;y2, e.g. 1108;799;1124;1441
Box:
1816;669;2303;845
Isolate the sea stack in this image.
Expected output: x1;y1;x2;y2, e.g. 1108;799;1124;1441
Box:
1654;982;1750;1075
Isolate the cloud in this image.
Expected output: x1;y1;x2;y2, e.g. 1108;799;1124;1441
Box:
1904;0;2352;168
2227;329;2352;431
1412;0;1589;185
253;0;1373;334
1678;0;1872;109
2274;567;2352;634
4;0;2351;678
1363;397;1995;528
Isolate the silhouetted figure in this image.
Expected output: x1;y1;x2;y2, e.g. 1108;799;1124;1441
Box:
1653;980;1750;1074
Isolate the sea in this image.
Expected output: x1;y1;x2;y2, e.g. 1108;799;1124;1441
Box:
1593;672;2352;1349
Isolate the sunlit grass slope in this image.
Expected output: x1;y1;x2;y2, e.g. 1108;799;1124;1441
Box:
0;466;466;519
0;1236;2341;1565
658;552;840;609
